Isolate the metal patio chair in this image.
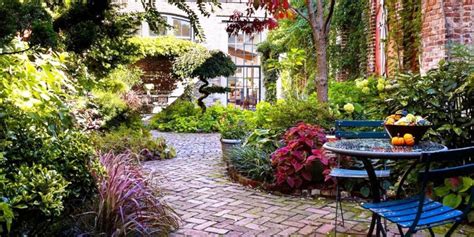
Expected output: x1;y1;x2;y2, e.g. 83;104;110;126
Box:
330;120;390;233
362;146;474;237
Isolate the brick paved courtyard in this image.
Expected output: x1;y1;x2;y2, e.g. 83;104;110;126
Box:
144;132;474;236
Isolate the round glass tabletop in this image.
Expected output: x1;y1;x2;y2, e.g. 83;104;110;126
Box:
323;139;448;159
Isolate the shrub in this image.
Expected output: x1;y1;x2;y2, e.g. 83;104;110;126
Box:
90;127;176;161
7;164;69;217
271;122;333;189
150;99;252;133
254;94;334;132
229;147;274;183
91;90;128;124
151;95;332;135
243;129;282;154
218;105;251;140
328;76;387;120
383;58;473;148
77;152;179;236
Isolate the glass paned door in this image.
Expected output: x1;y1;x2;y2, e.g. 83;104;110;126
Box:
227;66;260;109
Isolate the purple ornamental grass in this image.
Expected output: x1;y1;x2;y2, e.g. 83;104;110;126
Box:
93;152;179;236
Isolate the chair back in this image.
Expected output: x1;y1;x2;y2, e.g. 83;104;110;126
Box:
409;147;474;232
418;147;474;182
335;120;388;139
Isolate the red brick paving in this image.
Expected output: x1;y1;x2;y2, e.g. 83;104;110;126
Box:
144;132;473;236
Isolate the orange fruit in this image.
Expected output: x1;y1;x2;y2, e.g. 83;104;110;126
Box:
403;133;415;146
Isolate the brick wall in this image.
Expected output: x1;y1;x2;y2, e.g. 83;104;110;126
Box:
421;0;474;73
366;0;377;74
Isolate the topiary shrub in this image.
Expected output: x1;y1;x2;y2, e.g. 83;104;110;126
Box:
173;49;236;113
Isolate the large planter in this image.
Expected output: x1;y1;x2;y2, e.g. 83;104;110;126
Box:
220;138;241;163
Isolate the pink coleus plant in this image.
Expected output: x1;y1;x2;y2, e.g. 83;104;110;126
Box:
271;122;333;188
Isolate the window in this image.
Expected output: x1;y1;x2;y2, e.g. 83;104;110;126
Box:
227;32;262;109
172;18;192;40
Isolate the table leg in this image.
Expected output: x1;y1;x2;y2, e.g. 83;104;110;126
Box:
361;158;382;237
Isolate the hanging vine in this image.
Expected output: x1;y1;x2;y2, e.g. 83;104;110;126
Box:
385;0;422;74
328;0;370;80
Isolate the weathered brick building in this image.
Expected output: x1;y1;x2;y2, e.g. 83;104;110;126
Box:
368;0;473;76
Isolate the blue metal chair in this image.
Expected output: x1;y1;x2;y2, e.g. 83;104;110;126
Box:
330;120;390;232
362;146;474;237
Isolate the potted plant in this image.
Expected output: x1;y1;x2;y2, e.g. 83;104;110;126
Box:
219;118;247;163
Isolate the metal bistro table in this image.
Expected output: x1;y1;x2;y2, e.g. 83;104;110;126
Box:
323;139;447;237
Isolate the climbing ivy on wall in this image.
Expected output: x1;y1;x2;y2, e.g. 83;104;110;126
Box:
386;0;422;74
257;41;280;103
328;0;369;80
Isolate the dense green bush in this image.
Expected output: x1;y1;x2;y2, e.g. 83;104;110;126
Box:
91;127;176;161
383;59;473;148
150;99;226;133
0;52;97;234
229;146;273;183
328;76;387;120
254;94;334;132
152;95;333;134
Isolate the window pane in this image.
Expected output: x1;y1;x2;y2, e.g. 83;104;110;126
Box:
173;19;181;35
182;22;190;37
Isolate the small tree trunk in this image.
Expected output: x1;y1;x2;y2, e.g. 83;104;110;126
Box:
315;38;328;102
197;77;209;113
306;0;330;103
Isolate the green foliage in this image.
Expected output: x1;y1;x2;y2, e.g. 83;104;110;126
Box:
193;51;236;113
153;95;333;134
328;0;369;79
0;202;13;233
433;177;474;222
269;48;312;98
217;106;250;140
0;52;96;233
256;41;279;102
384;59;473;148
254;95;334;132
0;1;57;51
243;129;282;154
53;3;142;76
172;47;210;79
7;164;69;217
229;146;274;183
91;127;176;161
193;51;237;79
328;76;387;120
131;36;203;58
386;0;422;72
150;100;255;134
91;90;128;124
0;52;73;131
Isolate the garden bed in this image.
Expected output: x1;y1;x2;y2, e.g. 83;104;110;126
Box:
225;163;336;198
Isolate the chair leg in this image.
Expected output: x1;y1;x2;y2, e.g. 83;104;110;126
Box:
446;221;461;237
334;181;339;236
338;189;345;226
397;225;405;237
428;227;435;237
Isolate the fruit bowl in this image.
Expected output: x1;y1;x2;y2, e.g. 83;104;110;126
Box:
384;125;431;144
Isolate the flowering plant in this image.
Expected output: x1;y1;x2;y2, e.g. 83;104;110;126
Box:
271;122;332;188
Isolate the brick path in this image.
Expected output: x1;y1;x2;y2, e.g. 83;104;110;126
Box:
144;132;474;236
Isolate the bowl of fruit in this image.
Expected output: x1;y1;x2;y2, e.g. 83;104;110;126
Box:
384;110;432;145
